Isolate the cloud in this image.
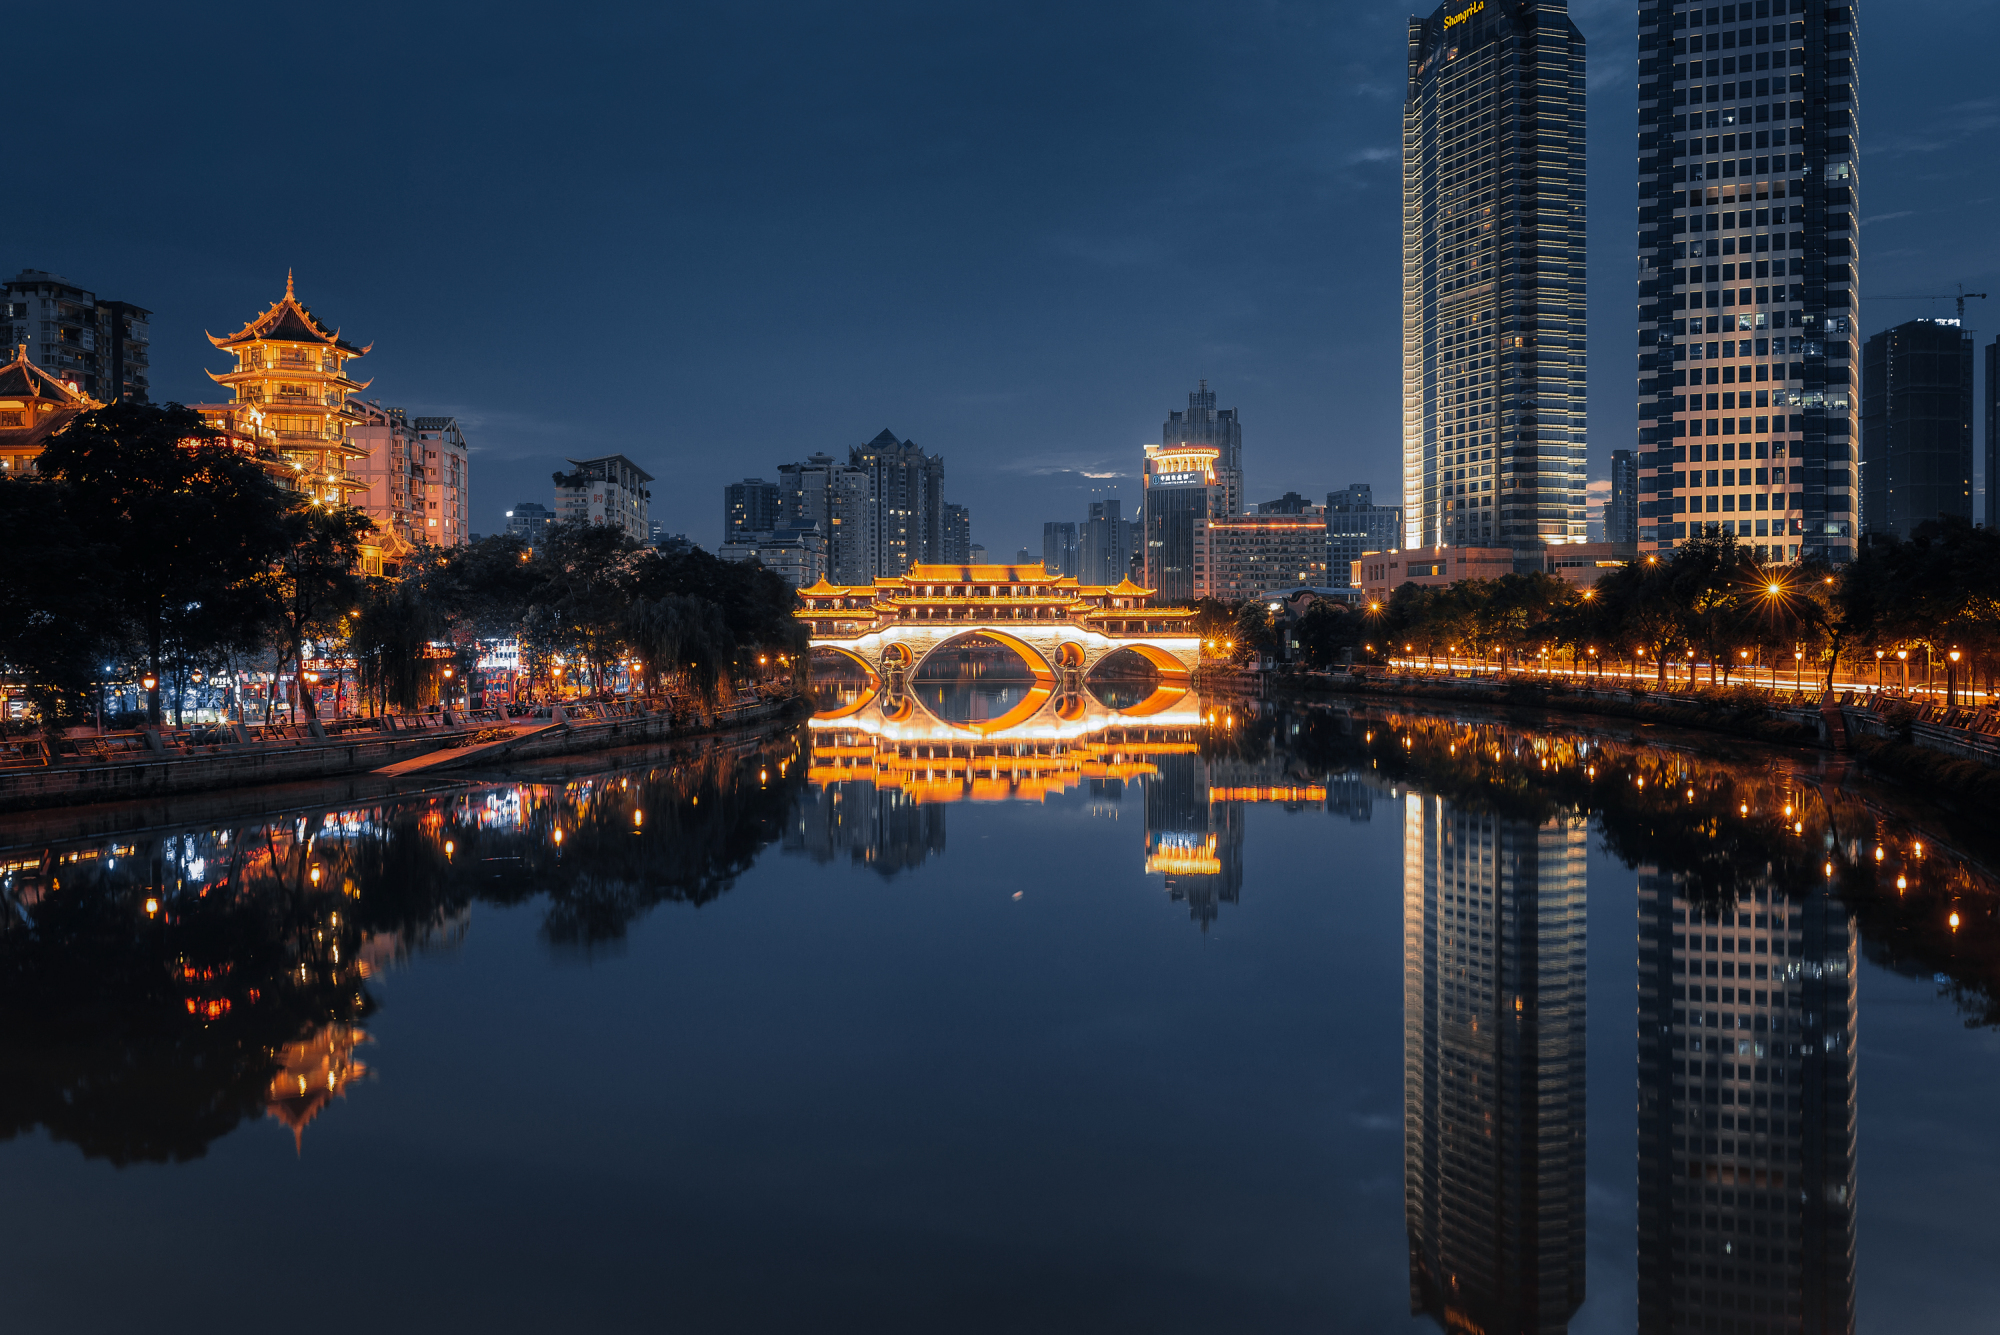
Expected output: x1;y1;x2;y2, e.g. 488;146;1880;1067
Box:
1046;232;1172;268
1861;210;1914;226
1348;1111;1398;1132
1345;146;1397;165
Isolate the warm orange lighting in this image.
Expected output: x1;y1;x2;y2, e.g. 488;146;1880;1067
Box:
144;897;159;915
1896;875;1908;891
444;840;455;857
1767;582;1782;596
553;829;564;844
1949;911;1961;931
310;866;321;884
633;810;644;827
1874;846;1884;861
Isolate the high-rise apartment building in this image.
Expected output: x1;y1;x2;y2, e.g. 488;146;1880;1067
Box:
1081;499;1132;584
1610;449;1640;543
1327;483;1405;589
2;269;151;404
506;501;555;550
724;477;783;544
1633;868;1856;1333
1403;0;1587;553
851;429;945;577
942;502;972;563
1142;443;1221;602
1041;521;1078;578
1404;792;1588;1334
1193;514;1329;599
352;403;474;562
779;452;877;586
1635;1;1859;564
554;454;652;542
1162;381;1242;517
1861;318;1972;540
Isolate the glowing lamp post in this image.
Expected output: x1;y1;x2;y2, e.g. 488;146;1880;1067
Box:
1793;649;1803;691
1948;648;1962;708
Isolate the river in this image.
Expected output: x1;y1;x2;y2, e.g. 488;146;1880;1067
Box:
1;692;1994;1333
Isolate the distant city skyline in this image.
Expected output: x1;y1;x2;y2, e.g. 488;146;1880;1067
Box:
4;4;1991;564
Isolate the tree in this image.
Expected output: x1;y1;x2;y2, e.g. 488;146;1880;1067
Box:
0;477;118;729
270;505;375;721
36;404;291;724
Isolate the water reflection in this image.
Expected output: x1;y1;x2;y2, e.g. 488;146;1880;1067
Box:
0;732;803;1162
1403;792;1588;1334
910;634;1041;726
1;697;1995;1326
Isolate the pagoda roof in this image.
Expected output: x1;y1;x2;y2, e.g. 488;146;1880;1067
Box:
0;345;91;406
207;272;371;355
0;344;99;451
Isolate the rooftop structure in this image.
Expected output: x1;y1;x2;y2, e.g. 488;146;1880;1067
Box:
3;269;151;404
0;343;99;478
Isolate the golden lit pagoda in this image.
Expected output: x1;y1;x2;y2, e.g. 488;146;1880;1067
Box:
0;342;100;478
202;272;373;507
265;1021;370;1154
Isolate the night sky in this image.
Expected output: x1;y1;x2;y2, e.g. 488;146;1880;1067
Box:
17;0;1998;556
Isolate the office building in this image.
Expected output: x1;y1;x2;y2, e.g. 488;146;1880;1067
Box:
1255;491;1315;515
1610;449;1640;544
851;429;945;577
943;502;972;563
506;501;555;550
1163;380;1242;517
1633;869;1855;1334
779;452;876;585
1327;483;1405;589
1586;478;1611;541
1861;318;1972;540
1543;540;1637;588
968;543;988;563
1988;337;2000;530
1042;521;1078;578
724;477;783;544
1081;499;1133;585
554;454;652;542
1144;753;1243;930
2;269;150;404
1403;0;1587;553
1635;1;1859;564
1404;792;1588;1335
1142;442;1221;602
1193;514;1329;600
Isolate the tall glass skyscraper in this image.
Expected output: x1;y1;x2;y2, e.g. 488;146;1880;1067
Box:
1403;792;1588;1334
1402;0;1587;553
1634;2;1859;564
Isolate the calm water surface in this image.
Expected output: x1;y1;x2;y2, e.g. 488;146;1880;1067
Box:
2;699;1996;1334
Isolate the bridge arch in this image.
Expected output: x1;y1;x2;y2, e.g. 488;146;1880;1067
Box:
909;629;1058;735
808;646;882;721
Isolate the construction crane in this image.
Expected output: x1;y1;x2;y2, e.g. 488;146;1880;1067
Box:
1871;283;1988;325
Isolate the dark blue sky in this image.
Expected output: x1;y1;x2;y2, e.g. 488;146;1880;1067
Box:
19;0;1997;555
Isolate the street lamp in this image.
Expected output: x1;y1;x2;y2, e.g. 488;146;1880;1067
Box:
1897;647;1909;692
1874;649;1884;692
1793;649;1804;691
1948;648;1962;708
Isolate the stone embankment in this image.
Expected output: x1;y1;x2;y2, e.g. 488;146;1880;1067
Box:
0;696;805;813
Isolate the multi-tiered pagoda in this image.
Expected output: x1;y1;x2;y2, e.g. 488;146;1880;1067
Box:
202;273;372;510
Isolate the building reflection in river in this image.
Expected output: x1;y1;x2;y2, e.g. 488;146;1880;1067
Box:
1636;860;1857;1335
1402;790;1588;1335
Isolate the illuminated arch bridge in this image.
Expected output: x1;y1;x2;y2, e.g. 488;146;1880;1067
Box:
799;563;1201;734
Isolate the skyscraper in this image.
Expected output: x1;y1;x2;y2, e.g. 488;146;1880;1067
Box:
1404;791;1588;1334
1988;337;2000;530
1861;318;1972;540
1162;381;1242;517
851;429;945;577
1635;1;1860;565
1327;483;1405;588
1633;868;1856;1334
1610;449;1640;544
724;477;783;543
779;452;876;585
1142;443;1221;602
1403;0;1587;553
942;502;972;563
1081;499;1133;584
1041;521;1078;578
